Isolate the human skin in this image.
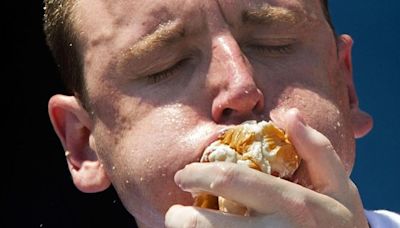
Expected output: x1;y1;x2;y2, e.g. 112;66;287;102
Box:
48;0;373;227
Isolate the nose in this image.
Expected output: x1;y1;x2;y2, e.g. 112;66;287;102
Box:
208;36;265;124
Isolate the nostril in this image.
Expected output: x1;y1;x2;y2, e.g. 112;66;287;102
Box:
222;108;233;117
253;100;264;114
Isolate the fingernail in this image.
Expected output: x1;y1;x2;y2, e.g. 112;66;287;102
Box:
270;108;287;129
174;169;183;186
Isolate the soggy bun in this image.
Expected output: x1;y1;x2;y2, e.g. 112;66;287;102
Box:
193;120;301;215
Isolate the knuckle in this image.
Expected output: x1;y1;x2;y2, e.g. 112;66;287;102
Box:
307;127;332;148
315;134;333;150
182;210;201;228
212;163;238;191
312;133;338;158
165;206;204;228
285;194;318;227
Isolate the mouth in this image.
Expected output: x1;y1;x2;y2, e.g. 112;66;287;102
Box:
195;126;232;162
192;112;276;162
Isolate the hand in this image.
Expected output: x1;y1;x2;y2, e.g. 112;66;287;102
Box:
165;109;369;228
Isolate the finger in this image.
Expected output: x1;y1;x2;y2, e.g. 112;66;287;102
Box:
165;204;293;228
283;108;348;193
165;205;247;228
175;162;309;215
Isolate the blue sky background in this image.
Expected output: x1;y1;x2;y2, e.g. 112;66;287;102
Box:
330;2;400;211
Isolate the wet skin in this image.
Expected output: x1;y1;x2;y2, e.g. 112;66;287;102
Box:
48;0;373;227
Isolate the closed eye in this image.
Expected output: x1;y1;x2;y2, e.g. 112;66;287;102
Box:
250;44;293;56
147;59;187;84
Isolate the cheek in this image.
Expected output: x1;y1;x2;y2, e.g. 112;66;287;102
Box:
273;87;355;173
92;104;215;220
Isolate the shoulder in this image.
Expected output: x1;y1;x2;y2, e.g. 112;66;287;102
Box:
365;209;400;228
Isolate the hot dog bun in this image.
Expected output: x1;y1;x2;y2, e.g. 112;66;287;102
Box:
193;120;301;215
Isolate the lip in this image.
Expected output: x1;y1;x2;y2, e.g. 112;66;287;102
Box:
195;126;232;162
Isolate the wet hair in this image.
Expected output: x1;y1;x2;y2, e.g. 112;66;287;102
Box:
43;0;89;107
43;0;334;109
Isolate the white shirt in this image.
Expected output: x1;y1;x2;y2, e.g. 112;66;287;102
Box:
365;210;400;228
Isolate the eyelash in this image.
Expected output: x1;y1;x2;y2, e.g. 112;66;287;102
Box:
147;59;186;84
145;44;291;84
251;44;293;56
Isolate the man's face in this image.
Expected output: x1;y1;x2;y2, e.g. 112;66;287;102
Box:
75;0;355;225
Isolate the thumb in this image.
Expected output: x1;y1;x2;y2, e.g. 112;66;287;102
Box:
284;108;348;193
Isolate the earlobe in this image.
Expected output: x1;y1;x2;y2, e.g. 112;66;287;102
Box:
350;107;373;139
48;95;111;193
337;35;374;138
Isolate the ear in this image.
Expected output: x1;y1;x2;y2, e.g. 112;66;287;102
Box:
48;94;111;193
337;34;373;138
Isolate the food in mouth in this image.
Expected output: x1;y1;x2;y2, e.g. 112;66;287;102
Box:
193;120;301;215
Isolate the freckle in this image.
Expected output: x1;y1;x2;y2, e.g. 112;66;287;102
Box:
119;116;128;125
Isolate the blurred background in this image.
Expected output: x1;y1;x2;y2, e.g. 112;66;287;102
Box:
330;1;400;212
5;1;399;227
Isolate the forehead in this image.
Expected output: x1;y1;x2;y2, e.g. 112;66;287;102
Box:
74;0;323;41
